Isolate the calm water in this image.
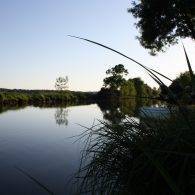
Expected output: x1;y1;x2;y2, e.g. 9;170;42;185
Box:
0;104;104;195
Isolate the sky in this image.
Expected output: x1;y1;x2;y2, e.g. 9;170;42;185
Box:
0;0;195;91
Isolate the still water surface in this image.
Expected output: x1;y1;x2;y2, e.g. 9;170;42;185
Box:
0;104;104;195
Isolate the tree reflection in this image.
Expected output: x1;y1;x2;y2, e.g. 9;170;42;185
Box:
54;107;69;126
97;98;149;124
97;101;125;124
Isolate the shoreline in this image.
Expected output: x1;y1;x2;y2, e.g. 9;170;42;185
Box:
0;89;98;107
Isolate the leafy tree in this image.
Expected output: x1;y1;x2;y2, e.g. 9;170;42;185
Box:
121;79;137;97
55;76;68;91
171;71;193;88
169;71;195;99
128;0;195;54
133;77;148;97
103;64;128;90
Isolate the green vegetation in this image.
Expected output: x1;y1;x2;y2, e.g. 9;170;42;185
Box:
121;77;158;99
103;64;128;90
77;109;195;194
128;0;195;54
121;79;137;97
168;71;195;103
98;64;159;103
172;71;195;89
0;89;97;106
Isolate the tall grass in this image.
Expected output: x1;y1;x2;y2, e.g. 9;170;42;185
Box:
76;109;195;194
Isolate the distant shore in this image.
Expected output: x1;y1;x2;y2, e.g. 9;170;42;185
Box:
0;89;98;106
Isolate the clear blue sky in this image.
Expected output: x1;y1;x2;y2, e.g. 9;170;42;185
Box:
0;0;195;91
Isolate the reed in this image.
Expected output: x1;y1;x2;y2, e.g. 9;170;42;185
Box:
76;109;195;194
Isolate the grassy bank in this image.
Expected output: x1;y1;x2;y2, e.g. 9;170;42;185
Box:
0;89;97;106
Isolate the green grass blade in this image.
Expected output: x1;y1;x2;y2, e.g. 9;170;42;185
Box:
182;43;195;94
182;43;194;78
68;35;168;84
148;73;163;85
150;68;173;82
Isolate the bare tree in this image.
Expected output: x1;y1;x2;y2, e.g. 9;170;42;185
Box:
55;76;68;91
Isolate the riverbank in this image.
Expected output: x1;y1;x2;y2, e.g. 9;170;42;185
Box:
0;89;98;106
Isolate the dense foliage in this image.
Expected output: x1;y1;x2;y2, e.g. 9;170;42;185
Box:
99;77;158;101
100;64;158;101
103;64;128;90
0;89;96;106
170;71;194;89
168;71;195;103
128;0;195;54
120;79;137;97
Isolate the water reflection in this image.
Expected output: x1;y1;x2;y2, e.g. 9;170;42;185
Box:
97;99;158;124
54;107;69;126
0;105;26;114
0;103;102;195
97;101;125;124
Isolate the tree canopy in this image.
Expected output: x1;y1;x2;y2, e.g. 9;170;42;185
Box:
128;0;195;55
158;71;195;103
169;71;195;97
170;71;194;88
103;64;128;90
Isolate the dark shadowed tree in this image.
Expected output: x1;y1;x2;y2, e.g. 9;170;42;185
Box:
103;64;128;90
133;77;147;97
170;71;194;89
128;0;195;55
168;71;195;102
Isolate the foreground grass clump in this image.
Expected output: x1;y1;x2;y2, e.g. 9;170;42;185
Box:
77;109;195;195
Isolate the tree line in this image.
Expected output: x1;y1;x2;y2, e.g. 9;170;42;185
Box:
98;64;159;101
